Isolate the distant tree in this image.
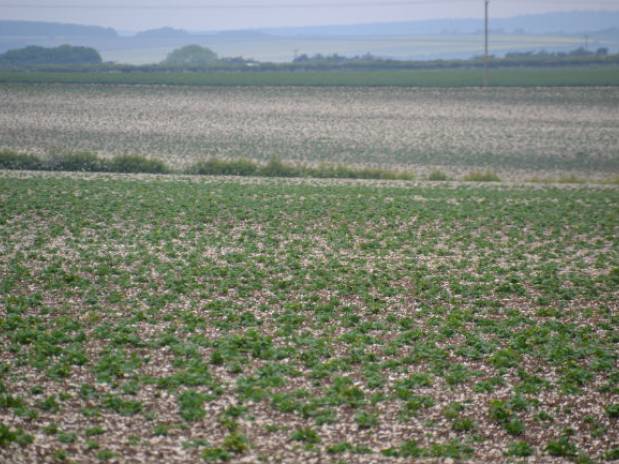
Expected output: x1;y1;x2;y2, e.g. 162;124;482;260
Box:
569;47;594;57
161;45;219;67
0;44;102;66
505;51;533;58
293;54;310;63
221;56;257;65
292;52;385;65
504;47;614;62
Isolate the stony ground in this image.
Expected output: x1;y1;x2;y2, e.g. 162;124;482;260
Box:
1;85;619;180
0;172;617;463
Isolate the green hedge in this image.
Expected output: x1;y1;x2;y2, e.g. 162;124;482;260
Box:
0;150;43;170
188;158;259;176
1;151;167;174
108;155;168;174
0;151;415;181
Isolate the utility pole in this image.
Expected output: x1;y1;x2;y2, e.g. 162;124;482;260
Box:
483;0;490;87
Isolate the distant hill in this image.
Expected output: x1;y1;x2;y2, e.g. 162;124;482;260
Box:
264;10;619;37
214;30;273;39
0;20;117;38
134;28;191;39
1;11;618;64
2;11;618;41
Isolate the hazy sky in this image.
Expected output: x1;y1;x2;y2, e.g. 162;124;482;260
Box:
1;0;619;31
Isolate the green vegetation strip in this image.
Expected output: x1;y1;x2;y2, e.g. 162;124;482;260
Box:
3;150;619;184
0;174;618;463
0;150;417;181
1;66;618;87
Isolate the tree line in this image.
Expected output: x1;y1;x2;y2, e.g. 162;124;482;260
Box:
1;43;618;71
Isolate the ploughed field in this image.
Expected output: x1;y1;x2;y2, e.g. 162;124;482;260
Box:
0;172;617;463
1;84;619;179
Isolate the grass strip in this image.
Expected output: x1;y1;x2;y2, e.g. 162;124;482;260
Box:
0;150;416;181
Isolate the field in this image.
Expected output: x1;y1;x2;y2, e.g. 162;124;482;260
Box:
0;171;617;463
1;75;618;463
1;67;619;88
1;84;619;180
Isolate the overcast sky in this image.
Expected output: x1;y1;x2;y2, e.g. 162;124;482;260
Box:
1;0;619;32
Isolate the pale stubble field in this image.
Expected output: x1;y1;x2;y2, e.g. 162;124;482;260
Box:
1;84;618;180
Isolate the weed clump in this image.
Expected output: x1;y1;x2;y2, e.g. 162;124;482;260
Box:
427;169;450;181
178;390;206;422
506;440;533;457
0;423;33;447
463;170;501;182
291;427;321;444
189;158;259;176
260;157;301;178
107;155;168;174
47;152;102;172
488;399;525;436
202;433;249;462
306;163;414;180
556;175;586;184
0;150;43;170
546;436;578;458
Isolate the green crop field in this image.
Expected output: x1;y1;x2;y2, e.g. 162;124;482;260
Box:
1;66;619;88
0;172;617;463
